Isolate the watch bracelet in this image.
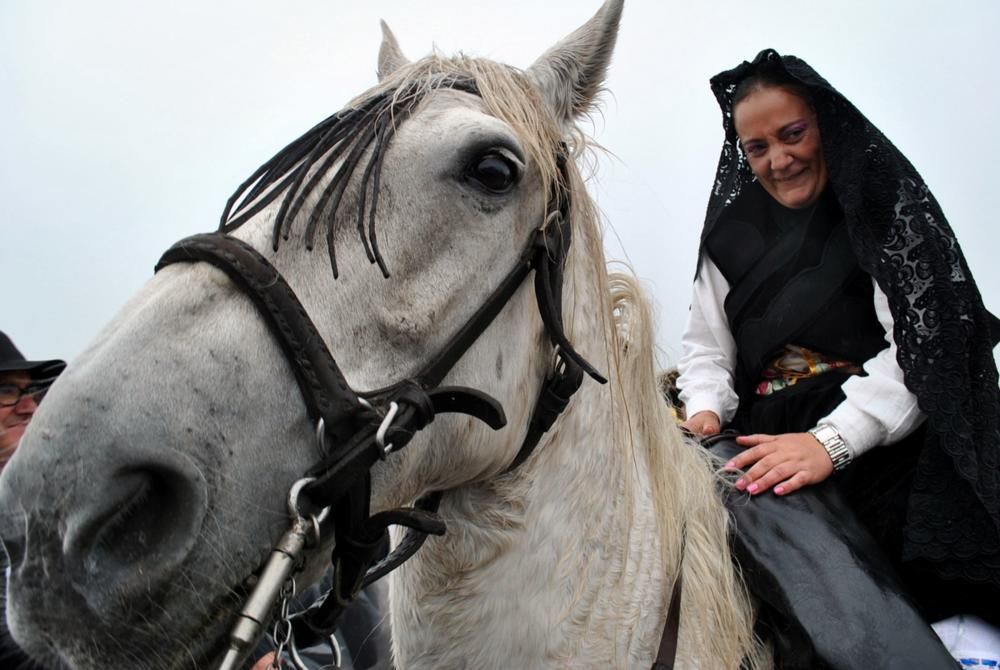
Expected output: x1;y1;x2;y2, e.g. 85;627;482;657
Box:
808;425;852;471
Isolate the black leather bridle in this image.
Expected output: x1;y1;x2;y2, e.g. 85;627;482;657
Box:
155;144;610;647
156;77;685;669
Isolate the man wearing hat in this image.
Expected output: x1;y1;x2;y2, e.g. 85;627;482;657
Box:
0;330;65;471
1;331;64;667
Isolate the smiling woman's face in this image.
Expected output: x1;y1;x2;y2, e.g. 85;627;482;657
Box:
734;85;829;209
0;371;36;469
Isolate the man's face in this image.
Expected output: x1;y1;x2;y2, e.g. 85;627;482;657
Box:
1;371;38;470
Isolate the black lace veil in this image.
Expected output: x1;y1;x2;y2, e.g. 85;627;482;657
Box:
702;49;1000;585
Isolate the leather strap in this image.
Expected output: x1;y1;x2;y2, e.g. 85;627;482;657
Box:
531;218;606;384
506;351;584;471
651;571;683;670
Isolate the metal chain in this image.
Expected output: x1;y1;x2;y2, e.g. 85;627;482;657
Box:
269;576;297;669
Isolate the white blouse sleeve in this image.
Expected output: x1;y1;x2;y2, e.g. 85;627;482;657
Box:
676;257;740;424
817;279;925;458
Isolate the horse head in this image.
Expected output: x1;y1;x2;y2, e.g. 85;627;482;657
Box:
0;2;651;668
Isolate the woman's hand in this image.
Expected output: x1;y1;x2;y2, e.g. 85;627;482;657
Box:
681;410;721;437
726;432;834;495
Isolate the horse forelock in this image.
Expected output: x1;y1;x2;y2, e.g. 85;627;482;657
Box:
220;53;581;280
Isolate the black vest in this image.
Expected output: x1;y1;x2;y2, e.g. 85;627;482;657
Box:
704;185;886;401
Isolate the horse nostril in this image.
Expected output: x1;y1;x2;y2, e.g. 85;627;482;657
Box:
94;471;175;561
63;465;207;612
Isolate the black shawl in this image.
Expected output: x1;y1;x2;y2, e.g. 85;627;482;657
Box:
701;49;1000;585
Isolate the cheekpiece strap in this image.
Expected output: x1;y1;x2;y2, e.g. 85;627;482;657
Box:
506;350;585;472
532;217;607;385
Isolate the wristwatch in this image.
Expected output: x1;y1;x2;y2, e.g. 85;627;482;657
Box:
808;424;852;471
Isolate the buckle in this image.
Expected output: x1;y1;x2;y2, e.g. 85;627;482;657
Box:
375;401;401;456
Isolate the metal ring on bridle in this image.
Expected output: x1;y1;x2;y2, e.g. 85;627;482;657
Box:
376;401;400;455
287;477;330;546
287;477;315;519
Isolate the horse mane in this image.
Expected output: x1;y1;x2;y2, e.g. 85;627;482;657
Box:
559;131;763;666
603;270;763;666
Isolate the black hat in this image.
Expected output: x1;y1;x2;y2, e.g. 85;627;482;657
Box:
0;331;66;380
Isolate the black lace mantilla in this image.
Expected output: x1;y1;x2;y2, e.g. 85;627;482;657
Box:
701;49;1000;585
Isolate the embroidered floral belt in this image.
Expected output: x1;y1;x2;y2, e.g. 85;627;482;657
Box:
756;345;861;396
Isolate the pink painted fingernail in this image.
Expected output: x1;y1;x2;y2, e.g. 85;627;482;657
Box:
725;460;736;469
774;486;785;495
735;478;746;490
747;483;759;494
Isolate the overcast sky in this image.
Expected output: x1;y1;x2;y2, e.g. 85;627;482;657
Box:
2;0;998;372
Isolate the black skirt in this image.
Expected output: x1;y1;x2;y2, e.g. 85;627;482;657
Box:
730;371;999;627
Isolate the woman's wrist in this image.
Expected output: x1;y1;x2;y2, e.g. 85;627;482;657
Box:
808;424;852;471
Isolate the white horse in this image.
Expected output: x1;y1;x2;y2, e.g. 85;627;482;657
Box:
0;1;762;668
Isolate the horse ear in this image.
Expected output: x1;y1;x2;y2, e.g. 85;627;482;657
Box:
527;0;623;123
377;20;410;81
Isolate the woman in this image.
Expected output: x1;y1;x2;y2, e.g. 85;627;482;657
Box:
677;49;1000;667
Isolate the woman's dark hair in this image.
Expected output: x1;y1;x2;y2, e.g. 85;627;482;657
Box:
731;60;812;110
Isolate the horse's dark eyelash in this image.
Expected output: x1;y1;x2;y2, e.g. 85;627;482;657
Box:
458;138;525;172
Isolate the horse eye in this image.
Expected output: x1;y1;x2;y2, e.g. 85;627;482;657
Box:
467;153;519;193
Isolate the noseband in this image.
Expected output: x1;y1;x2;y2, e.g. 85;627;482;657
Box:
156;115;605;664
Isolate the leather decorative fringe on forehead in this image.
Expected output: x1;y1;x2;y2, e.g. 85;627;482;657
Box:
219;56;570;282
220;75;480;279
702;48;1000;587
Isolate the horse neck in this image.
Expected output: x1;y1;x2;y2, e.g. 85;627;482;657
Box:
389;238;669;669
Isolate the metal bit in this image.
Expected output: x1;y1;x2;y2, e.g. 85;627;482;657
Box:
217;479;324;670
